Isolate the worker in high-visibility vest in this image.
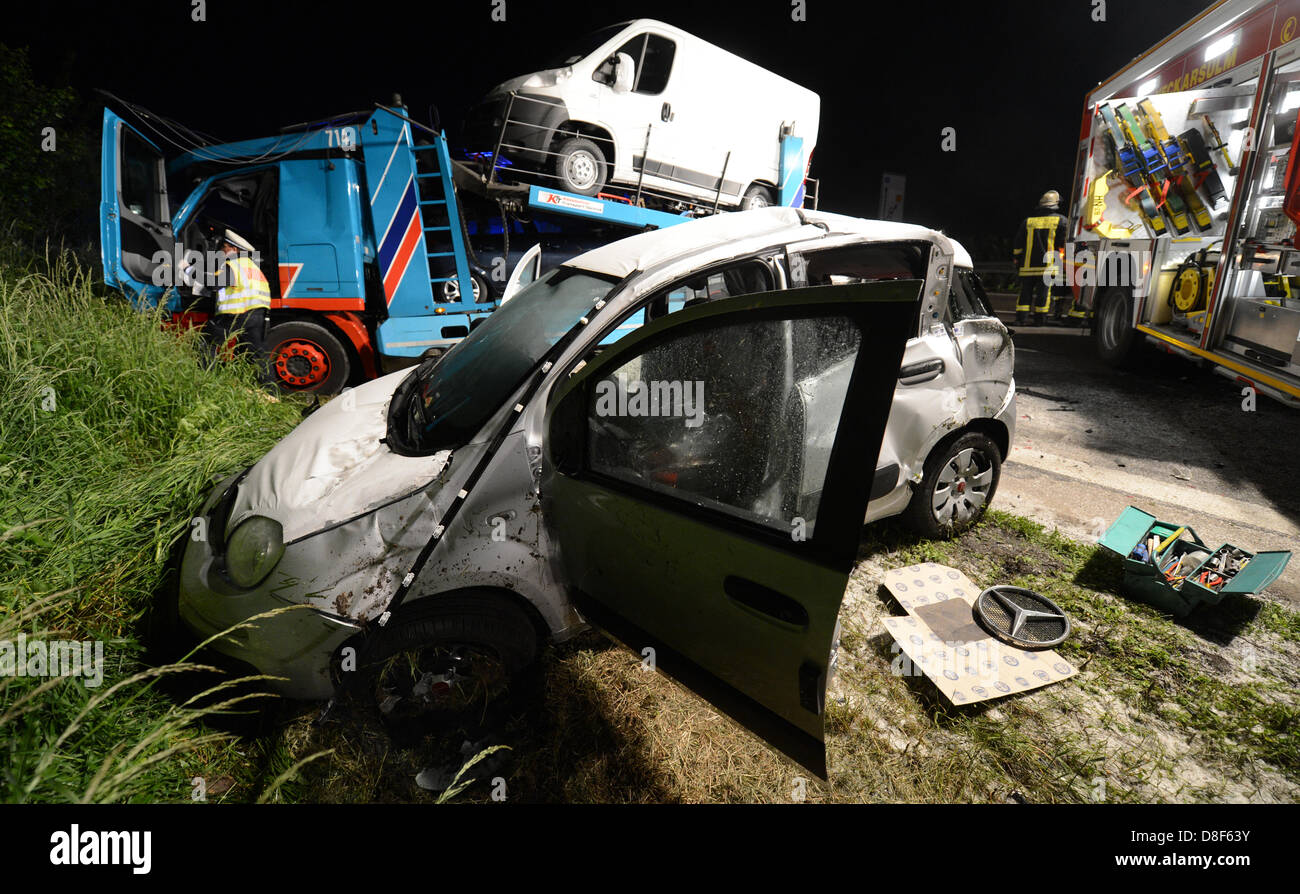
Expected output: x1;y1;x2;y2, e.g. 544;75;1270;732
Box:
206;229;272;381
1013;190;1069;326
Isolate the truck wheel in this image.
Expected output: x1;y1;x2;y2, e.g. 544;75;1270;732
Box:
741;184;775;210
267;319;352;394
553;137;608;195
347;592;540;725
903;432;1002;538
1094;287;1142;366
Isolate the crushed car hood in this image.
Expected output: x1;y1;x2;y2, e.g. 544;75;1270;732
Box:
228;370;452;542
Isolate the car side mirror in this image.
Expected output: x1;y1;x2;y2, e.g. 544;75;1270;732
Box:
612;52;635;94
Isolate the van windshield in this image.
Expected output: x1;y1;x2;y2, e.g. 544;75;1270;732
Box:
388;267;618;454
543;24;626;68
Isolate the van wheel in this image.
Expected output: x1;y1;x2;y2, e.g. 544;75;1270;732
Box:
1094;287;1142;367
267;319;352;394
903;432;1002;538
554;137;608;195
348;593;539;726
741;184;775;210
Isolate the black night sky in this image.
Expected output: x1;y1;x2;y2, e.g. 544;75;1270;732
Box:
14;0;1216;255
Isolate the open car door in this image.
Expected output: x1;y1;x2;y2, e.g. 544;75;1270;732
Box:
542;279;921;777
501;243;543;303
100;108;173;306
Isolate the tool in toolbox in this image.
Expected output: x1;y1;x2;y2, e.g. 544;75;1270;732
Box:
1098;104;1168;237
1138;99;1214;231
1099;506;1291;617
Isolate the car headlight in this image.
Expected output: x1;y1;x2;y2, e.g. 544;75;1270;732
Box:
224;516;285;588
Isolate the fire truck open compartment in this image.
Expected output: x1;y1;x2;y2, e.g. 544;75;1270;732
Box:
1070;0;1300;406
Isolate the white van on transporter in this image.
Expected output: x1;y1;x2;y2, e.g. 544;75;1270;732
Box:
463;20;820;209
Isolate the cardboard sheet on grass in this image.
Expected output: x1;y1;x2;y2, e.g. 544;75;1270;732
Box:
881;563;1076;705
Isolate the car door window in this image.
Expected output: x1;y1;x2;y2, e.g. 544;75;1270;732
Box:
798;241;931;334
585;313;861;535
643;259;775;323
949;269;993;320
801;242;930;285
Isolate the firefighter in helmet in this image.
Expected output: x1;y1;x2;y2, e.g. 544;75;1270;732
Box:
1013;190;1069;326
206;229;272;382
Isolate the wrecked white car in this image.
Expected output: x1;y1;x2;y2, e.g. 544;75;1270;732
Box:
177;207;1014;775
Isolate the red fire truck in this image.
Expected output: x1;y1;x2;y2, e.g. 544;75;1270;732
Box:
1068;0;1300;407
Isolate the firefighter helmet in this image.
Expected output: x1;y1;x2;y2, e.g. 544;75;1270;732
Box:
1038;190;1061;209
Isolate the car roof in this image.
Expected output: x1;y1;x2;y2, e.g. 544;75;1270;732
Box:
565;207;970;279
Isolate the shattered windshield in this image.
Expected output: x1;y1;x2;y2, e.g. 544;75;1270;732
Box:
390;267;618;454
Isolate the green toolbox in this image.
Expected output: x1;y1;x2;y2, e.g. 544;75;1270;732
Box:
1097;506;1292;617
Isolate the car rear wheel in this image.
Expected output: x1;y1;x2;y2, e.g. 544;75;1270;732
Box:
903;432;1002;538
267;319;352;394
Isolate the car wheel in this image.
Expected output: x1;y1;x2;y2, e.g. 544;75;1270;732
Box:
903;432;1002;538
740;184;775;210
1094;287;1142;366
350;592;539;725
267;319;352;394
553;137;608;195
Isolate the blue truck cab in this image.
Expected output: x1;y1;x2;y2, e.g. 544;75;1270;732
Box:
101;99;817;392
100;101;490;391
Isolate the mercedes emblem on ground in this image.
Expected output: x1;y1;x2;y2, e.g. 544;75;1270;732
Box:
974;586;1071;649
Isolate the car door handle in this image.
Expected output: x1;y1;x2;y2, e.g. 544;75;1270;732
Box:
661;102;673;122
724;576;809;629
898;357;945;385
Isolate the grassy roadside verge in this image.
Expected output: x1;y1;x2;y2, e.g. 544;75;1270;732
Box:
0;241;302;801
2;244;1296;803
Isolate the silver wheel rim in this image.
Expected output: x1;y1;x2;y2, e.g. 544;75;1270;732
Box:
442;277;481;302
931;446;994;526
747;191;770;208
565;150;598;191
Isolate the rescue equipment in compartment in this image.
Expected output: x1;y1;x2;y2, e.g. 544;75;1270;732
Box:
1098;104;1167;237
1167;246;1219;314
1138;99;1213;232
1117;103;1193;234
1202;114;1239;177
1178;126;1229;205
1083;170;1137;238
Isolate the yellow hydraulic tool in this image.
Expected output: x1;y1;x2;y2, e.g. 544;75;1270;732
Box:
1138;99;1214;231
1084;171;1136;238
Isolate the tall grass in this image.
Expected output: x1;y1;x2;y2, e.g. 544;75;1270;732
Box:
0;240;302;801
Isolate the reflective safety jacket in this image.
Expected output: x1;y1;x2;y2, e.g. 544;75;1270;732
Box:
216;256;271;314
1013;207;1068;277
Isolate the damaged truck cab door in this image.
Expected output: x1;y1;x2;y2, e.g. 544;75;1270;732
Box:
540;280;921;777
100;109;174;304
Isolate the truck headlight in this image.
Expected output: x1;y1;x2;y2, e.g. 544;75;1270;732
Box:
224;516;285;588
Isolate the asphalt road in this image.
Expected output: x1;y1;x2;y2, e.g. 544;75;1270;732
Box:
985;294;1300;605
